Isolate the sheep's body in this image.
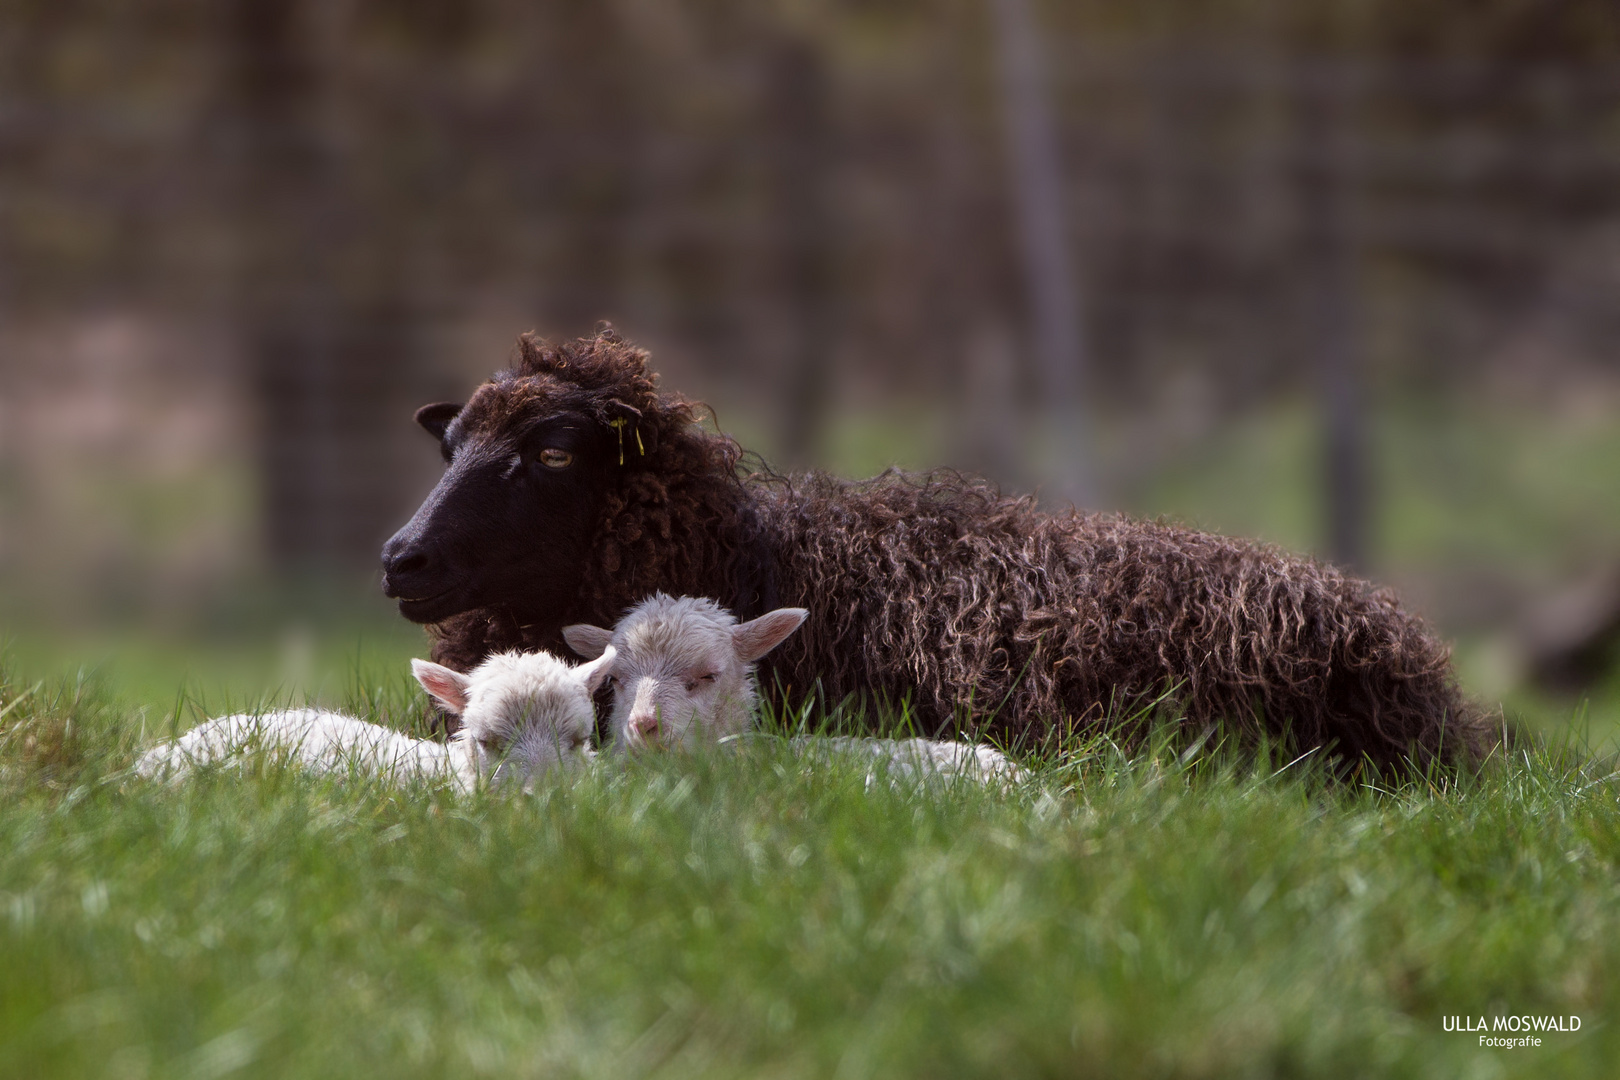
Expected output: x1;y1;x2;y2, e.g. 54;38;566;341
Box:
760;473;1487;770
137;648;614;791
565;593;1023;784
384;329;1494;773
135;708;468;787
787;736;1024;784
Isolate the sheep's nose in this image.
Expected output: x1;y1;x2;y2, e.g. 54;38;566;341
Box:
382;546;430;578
380;533;434;579
624;681;662;746
631;712;660;741
380;531;445;598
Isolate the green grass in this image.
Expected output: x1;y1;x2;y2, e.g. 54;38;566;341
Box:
2;654;1617;1079
3;392;1617;1076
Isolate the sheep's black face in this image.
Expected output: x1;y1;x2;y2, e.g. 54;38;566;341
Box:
381;401;615;625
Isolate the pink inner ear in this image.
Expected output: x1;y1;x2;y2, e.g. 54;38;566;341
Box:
562;623;614;660
733;608;809;662
577;645;618;693
412;659;471;714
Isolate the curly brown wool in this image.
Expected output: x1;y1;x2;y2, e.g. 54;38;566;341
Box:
421;327;1495;773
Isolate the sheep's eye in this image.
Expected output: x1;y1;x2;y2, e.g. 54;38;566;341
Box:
538;448;573;469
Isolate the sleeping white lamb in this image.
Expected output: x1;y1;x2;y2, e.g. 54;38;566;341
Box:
562;594;1024;783
135;648;616;792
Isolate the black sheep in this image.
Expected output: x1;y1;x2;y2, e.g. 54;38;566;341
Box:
381;327;1494;771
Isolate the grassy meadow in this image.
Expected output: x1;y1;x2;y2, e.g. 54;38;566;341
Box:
3;396;1618;1077
0;641;1616;1079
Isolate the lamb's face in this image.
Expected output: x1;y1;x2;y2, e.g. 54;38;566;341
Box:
412;648;614;789
563;595;808;754
609;606;754;750
456;655;597;786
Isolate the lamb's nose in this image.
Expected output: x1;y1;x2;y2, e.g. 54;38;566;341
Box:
631;713;660;740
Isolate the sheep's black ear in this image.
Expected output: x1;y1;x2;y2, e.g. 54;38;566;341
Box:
412;658;471;714
562;623;614;660
605;399;658;456
733;607;808;663
414;402;462;442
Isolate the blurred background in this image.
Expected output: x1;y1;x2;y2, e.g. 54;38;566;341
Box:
2;0;1618;733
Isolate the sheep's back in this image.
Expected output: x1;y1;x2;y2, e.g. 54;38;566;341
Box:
758;471;1489;768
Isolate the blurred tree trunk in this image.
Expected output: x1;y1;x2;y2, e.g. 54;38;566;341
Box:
224;0;416;575
534;4;640;337
1;3;74;316
1294;60;1368;571
933;104;1024;484
767;36;835;467
988;0;1093;508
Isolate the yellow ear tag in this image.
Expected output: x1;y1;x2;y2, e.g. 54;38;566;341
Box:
608;418;627;465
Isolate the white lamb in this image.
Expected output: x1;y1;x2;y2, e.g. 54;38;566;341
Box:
790;734;1026;784
565;594;804;749
562;593;1023;783
135;648;615;792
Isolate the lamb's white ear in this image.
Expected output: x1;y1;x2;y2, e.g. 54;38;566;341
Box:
575;645;618;694
562;623;614;660
412;659;472;714
733;607;809;663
